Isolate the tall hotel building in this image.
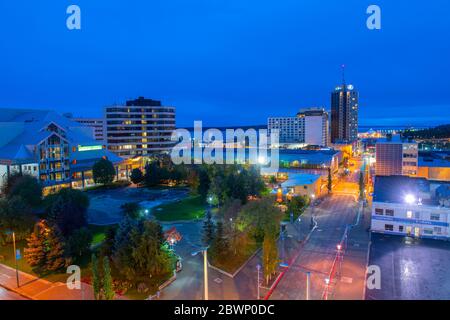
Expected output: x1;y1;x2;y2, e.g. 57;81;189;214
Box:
330;80;359;143
105;97;176;158
64;114;105;142
268;107;329;146
375;135;418;176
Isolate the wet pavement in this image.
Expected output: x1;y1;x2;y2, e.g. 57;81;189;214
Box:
366;233;450;300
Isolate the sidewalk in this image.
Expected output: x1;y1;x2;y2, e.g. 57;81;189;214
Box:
331;203;371;300
0;263;94;300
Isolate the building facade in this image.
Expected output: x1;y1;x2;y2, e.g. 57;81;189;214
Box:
375;135;418;176
105;97;176;158
268;107;329;147
0;109;125;194
371;176;450;240
330;84;358;143
72;118;105;142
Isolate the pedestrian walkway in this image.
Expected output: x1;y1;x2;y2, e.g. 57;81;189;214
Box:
0;263;94;300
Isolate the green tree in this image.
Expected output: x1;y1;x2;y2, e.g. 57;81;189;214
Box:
103;256;114;300
287;196;309;219
45;188;89;237
0;196;35;244
237;197;283;243
67;227;93;260
197;166;211;200
359;171;365;200
93;158;116;185
262;227;279;285
2;173;42;208
210;221;229;264
130;168;144;185
202;210;215;246
327;167;332;194
91;253;101;300
24;220;47;269
120;202;141;219
24;220;68;272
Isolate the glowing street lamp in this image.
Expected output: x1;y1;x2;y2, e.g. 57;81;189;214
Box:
337;244;342;251
404;194;416;205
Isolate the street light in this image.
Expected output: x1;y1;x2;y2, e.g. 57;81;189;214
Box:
192;247;209;300
4;230;19;288
405;194;416;205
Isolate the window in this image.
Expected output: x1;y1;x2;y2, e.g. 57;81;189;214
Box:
399;226;404;232
375;208;384;215
430;213;440;221
423;229;433;235
385;209;394;216
385;224;394;232
434;227;442;235
406;210;413;218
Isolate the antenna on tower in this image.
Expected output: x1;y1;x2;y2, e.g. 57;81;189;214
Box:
341;64;346;86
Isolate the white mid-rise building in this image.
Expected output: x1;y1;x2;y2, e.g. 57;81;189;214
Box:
268;107;329;147
371;175;450;240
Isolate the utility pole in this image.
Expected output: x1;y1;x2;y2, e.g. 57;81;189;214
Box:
256;264;261;300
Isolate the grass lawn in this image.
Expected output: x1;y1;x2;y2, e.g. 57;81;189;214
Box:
210;242;259;274
0;239;92;283
88;224;114;246
152;196;206;221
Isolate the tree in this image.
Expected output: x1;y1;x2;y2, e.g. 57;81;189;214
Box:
2;173;42;208
202;210;215;246
237;197;283;243
359;171;365;200
130;168;144;185
210;221;229;264
120;202;141;219
0;196;35;244
24;220;47;269
103;256;114;300
287;196;309;219
112;219;173;281
197;166;210;200
100;226;117;258
67;227;92;260
262;227;279;285
91;254;101;300
45;188;89;237
24;220;68;272
93;158;116;185
327;167;332;194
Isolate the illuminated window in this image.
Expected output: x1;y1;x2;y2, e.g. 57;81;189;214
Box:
406;210;413;219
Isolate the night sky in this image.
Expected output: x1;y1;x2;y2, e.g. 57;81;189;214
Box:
1;0;449;128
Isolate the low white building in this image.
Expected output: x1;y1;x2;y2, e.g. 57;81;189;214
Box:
371;175;450;240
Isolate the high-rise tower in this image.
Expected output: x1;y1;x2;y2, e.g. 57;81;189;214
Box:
330;66;359;143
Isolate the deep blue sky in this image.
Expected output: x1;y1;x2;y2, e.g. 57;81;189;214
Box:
1;0;449;127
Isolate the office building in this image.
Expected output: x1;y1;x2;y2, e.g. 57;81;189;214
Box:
418;151;450;181
330;78;359;143
0;109;124;194
375;135;418;176
73;117;105;142
268;107;329;147
371;175;450;240
105;97;176;158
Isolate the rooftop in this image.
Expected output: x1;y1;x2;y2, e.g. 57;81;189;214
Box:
373;175;438;206
281;173;322;187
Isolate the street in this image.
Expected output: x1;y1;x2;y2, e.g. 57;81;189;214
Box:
269;194;359;300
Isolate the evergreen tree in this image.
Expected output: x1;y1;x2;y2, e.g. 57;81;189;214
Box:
359;171;365;200
130;168;144;185
103;256;114;300
211;221;229;263
44;224;68;272
24;220;47;269
91;253;101;300
327;167;332;194
202;210;215;246
92;158;116;185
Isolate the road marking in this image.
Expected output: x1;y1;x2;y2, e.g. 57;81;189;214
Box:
341;277;353;284
214;278;222;284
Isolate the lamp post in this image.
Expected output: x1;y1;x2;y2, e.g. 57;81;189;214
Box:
192;247;209;300
306;272;311;301
256;264;261;300
5;230;19;288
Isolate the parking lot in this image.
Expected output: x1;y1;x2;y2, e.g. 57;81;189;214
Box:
366;233;450;300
